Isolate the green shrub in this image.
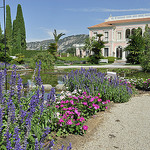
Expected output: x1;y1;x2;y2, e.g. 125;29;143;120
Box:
140;51;150;72
24;50;47;58
0;52;12;62
30;52;55;70
104;57;116;63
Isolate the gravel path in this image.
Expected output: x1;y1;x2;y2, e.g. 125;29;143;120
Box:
77;95;150;150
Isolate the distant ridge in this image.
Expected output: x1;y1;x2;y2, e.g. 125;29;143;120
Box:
27;34;89;52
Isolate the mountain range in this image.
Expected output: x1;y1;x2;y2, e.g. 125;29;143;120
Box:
27;34;89;52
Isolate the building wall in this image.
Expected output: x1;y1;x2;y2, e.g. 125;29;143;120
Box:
89;21;150;60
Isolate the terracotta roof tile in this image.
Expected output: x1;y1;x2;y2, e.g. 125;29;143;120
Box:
88;17;150;29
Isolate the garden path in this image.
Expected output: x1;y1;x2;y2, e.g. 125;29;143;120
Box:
55;64;142;70
74;94;150;150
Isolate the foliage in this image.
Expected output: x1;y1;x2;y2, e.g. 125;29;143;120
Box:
140;25;150;72
53;29;65;52
0;63;72;149
64;68;134;103
129;78;150;91
0;52;12;63
66;47;76;55
23;50;47;58
103;57;116;63
14;53;25;64
12;4;26;55
84;34;105;64
6;5;13;56
30;52;55;70
47;43;57;60
51;90;109;136
58;56;87;61
124;27;145;64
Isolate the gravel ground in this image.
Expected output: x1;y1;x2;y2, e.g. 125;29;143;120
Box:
76;95;150;150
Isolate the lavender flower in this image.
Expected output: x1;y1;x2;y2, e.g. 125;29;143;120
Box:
35;138;39;150
67;143;72;150
5;130;12;150
13;126;22;150
0;108;3;133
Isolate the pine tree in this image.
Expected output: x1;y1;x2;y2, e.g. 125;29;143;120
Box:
12;4;26;55
6;5;13;55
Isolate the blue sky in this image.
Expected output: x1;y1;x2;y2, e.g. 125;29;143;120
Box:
0;0;150;42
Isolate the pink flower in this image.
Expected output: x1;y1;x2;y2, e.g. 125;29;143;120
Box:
79;96;83;99
55;105;59;108
105;106;108;109
92;103;99;110
73;97;78;100
59;119;64;123
89;106;91;108
90;98;94;102
60;101;65;104
76;122;80;126
66;119;73;125
70;100;74;105
82;102;88;106
79;117;85;122
74;109;80;116
68;107;72;110
65;100;69;103
97;99;102;102
95;96;99;99
83;92;86;95
106;100;110;103
60;105;64;107
98;93;100;96
83;125;88;130
86;95;91;99
63;108;67;111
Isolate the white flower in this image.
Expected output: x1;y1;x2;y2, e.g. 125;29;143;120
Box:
60;95;65;100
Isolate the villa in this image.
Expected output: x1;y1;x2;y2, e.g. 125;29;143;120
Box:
76;13;150;60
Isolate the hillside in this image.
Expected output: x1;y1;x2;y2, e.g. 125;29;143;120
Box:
27;34;89;52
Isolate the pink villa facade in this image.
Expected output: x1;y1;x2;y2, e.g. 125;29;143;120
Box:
76;13;150;60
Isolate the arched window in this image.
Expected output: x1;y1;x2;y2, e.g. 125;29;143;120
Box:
131;28;136;35
125;29;130;38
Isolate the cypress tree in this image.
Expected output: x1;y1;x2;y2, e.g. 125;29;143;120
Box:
12;19;17;55
12;4;26;55
0;24;4;51
6;5;13;56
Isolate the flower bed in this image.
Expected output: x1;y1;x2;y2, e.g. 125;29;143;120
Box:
0;63;72;150
49;90;109;136
64;68;134;103
129;78;150;91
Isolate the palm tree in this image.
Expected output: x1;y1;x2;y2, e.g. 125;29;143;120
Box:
53;29;65;52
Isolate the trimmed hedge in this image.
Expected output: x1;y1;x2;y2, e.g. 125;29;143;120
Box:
104;57;116;63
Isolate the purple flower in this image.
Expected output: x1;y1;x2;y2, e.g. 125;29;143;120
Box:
13;127;22;150
5;130;12;150
67;143;72;150
0;108;3;133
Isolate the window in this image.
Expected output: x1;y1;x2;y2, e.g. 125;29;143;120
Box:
117;32;122;40
104;48;109;57
104;32;109;41
93;32;98;40
126;29;130;38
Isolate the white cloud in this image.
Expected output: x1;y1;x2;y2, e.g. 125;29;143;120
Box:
66;8;150;13
102;8;150;12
